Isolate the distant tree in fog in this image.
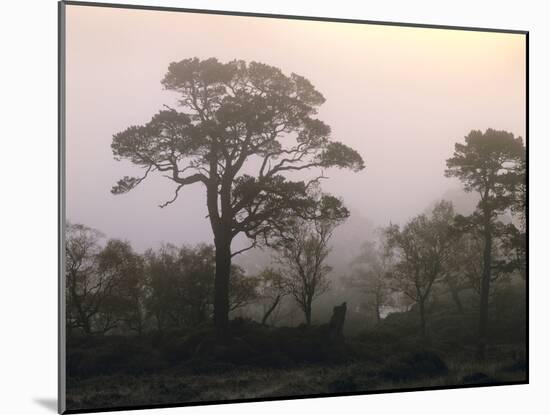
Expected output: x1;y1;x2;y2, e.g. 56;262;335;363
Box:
445;128;525;358
348;235;394;324
228;265;260;313
257;267;289;326
275;194;348;326
441;226;482;313
110;58;365;331
385;201;456;339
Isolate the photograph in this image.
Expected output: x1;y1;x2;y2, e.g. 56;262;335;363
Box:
60;2;527;412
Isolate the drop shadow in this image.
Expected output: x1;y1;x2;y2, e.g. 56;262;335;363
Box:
34;398;57;413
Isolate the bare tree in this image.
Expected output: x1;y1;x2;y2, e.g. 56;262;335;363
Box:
228;265;260;313
257;267;289;326
385;201;455;339
66;225;140;335
65;223;104;335
275;194;347;326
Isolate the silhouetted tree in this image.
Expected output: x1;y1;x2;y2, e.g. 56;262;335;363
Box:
450;215;521;303
145;243;258;330
509;157;527;228
96;239;146;334
148;244;214;329
65;223;104;335
111;58;365;330
385;201;455;339
442;229;481;313
176;245;217;326
445;128;525;358
498;223;526;280
275;193;348;325
144;245;185;331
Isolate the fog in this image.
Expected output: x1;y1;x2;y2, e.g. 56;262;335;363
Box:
65;5;526;253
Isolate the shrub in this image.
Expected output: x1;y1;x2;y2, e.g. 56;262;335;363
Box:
380;350;449;382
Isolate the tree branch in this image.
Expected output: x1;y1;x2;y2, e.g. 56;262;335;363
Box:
231;242;257;257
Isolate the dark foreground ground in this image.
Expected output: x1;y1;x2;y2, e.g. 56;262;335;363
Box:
67;352;526;411
66;287;527;411
66;310;526;412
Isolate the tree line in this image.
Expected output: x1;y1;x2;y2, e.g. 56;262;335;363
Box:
67;129;525;361
346;129;526;358
68;57;526;362
65;195;344;336
66;225;258;336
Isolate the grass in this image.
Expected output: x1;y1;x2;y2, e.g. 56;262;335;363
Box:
66;349;526;411
65;289;527;411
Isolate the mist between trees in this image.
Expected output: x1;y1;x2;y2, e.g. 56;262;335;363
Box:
65;57;526;410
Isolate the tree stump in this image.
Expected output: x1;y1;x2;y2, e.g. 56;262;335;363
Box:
328;302;347;342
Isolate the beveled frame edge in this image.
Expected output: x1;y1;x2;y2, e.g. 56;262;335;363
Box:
59;1;67;413
61;0;528;34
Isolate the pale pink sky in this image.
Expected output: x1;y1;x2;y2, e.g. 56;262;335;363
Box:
65;4;526;252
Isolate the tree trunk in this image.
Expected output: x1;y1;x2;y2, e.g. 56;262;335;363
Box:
213;232;232;332
262;295;281;326
478;209;493;359
419;298;427;339
304;298;312;326
328;302;347;341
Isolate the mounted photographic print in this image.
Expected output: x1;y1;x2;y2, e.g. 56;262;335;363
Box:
58;1;528;413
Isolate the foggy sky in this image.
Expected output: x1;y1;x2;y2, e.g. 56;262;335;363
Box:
65;5;526;253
